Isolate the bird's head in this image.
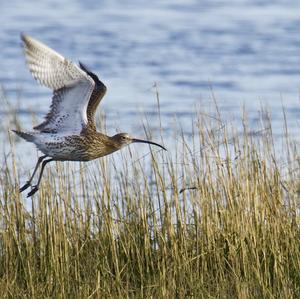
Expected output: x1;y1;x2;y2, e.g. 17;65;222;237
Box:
111;133;167;151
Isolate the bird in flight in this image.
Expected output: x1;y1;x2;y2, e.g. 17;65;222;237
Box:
14;34;166;197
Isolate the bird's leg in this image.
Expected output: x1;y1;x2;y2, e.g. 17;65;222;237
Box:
27;158;54;198
20;155;47;192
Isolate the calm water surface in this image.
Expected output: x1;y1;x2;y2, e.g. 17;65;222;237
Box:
1;0;300;159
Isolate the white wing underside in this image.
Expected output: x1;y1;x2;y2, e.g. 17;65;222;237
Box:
22;34;95;134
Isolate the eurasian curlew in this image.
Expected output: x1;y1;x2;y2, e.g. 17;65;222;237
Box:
13;34;166;197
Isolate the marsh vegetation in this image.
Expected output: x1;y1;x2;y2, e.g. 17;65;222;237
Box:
0;98;299;298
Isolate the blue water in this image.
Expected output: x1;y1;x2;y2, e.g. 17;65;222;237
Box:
1;0;300;140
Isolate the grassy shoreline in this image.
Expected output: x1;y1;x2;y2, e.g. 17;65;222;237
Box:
0;106;300;298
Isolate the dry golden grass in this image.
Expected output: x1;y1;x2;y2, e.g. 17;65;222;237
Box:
0;101;299;298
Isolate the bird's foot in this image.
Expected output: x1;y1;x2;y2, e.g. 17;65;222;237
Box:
27;186;39;197
19;181;31;193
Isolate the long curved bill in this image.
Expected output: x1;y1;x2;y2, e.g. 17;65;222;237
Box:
132;138;167;151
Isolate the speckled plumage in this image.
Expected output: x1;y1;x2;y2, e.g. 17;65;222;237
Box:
40;130;119;161
14;34;166;197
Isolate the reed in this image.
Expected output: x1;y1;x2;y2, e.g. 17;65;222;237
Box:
0;102;299;298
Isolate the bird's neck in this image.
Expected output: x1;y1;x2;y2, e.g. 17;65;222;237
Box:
93;132;119;158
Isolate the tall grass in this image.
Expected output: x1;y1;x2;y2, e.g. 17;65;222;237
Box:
0;102;299;298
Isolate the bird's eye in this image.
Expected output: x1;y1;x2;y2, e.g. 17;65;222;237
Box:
121;136;126;140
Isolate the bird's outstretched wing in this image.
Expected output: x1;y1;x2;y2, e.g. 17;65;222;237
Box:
79;62;107;131
21;34;95;134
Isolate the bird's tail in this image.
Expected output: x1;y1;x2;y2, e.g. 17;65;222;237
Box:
12;130;35;142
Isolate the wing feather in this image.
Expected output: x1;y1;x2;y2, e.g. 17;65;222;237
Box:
79;62;107;130
21;34;95;134
21;34;88;90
